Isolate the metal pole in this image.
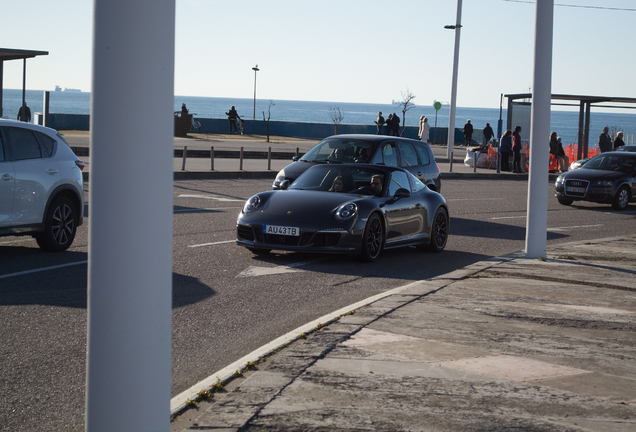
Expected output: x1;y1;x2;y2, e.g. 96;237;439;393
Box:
268;146;272;170
43;91;50;127
21;58;27;120
525;0;554;259
211;146;214;171
449;151;453;172
240;146;244;170
473;152;477;173
86;1;174;431
296;147;300;160
446;0;463;159
577;101;584;160
252;66;259;120
182;146;187;170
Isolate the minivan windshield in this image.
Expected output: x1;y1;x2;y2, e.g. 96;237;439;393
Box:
300;138;375;164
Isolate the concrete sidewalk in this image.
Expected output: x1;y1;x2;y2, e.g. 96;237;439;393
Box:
60;131;541;181
171;236;636;432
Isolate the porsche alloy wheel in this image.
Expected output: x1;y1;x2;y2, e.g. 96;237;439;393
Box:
360;213;384;262
428;207;449;253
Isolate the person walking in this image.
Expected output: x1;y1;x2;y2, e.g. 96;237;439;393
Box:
483;122;495;144
614;131;625;149
17;103;31;122
598;127;612;153
462;119;473;147
418;116;431;142
385;114;394;136
225;106;241;134
392;113;400;137
374;112;385;135
499;130;512;172
512;126;522;173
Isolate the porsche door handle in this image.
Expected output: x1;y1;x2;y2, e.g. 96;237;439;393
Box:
1;173;14;181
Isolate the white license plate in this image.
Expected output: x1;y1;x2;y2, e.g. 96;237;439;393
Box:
263;225;300;236
566;186;585;193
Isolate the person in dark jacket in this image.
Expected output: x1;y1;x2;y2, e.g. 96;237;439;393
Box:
17;103;31;122
392;113;400;137
614;131;625;149
462;119;473;146
385;114;394;136
225;106;241;133
374;112;385;135
512;126;523;173
499;129;512;172
598;127;612;153
483;123;495;144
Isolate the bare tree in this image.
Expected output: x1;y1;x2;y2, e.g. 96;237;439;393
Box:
397;89;416;137
262;100;275;142
328;106;345;135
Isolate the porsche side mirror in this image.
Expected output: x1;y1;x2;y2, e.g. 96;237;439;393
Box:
280;180;290;190
292;156;299;162
393;188;411;199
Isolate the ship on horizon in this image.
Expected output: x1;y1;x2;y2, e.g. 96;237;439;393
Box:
55;85;81;92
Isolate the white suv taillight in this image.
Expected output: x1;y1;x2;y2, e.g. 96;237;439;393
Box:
75;160;85;171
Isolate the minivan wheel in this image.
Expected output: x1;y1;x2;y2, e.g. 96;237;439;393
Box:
35;196;77;252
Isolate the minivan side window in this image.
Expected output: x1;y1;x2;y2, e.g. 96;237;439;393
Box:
397;142;419;167
414;143;431;165
5;128;42;161
0;134;5;162
371;143;398;167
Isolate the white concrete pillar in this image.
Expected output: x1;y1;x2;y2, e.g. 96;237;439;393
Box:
446;0;462;159
86;1;175;431
525;0;554;258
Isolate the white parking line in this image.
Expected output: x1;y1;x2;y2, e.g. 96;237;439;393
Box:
490;215;526;220
0;261;88;280
175;207;241;213
189;240;236;248
448;198;505;202
548;224;604;232
178;194;245;202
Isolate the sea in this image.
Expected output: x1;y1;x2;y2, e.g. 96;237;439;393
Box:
3;88;635;146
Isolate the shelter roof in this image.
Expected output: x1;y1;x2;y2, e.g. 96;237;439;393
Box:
0;48;49;61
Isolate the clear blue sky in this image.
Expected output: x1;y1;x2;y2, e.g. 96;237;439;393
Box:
2;0;635;110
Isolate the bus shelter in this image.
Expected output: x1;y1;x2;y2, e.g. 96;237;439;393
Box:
505;93;636;160
0;48;49;118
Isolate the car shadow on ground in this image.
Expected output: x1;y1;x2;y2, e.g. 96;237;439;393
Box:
450;217;569;241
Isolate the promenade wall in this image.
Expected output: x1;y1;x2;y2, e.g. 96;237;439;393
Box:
42;113;479;144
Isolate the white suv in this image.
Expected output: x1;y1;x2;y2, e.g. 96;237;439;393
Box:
0;119;84;251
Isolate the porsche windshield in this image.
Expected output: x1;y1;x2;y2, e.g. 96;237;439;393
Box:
300;138;375;164
289;165;387;195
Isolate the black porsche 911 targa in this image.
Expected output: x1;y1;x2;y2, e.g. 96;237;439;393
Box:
237;164;449;262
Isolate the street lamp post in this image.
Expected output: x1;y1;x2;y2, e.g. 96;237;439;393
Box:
445;0;463;159
252;65;259;120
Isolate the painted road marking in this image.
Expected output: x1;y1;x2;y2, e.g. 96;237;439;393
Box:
448;198;505;202
237;258;327;277
178;194;245;202
548;224;604;232
175;207;241;213
0;261;88;280
490;215;526;220
189;240;236;248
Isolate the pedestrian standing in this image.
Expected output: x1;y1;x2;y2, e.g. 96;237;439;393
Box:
512;126;522;173
225;106;241;134
418;116;430;142
499;130;512;172
462;119;473;146
483;123;495;145
392;113;400;137
598;127;612;153
385;114;394;136
17;103;31;122
374;112;385;135
614;131;625;149
556;136;569;172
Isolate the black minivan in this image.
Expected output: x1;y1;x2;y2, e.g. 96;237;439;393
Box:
273;134;441;192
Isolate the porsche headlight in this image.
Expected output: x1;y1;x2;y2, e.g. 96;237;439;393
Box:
335;203;357;221
243;195;261;214
592;180;612;187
